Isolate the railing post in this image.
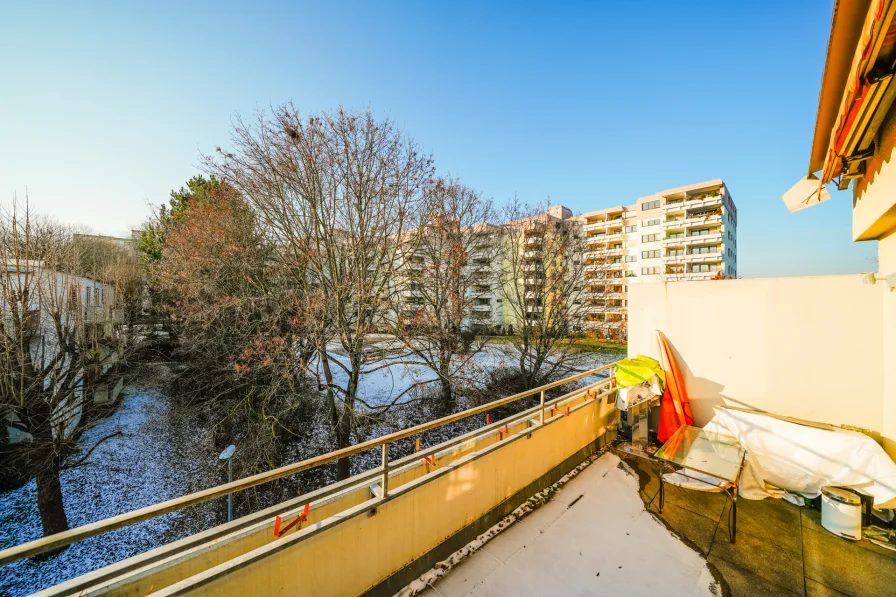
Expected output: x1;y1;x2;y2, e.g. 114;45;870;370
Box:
539;390;545;424
381;443;389;498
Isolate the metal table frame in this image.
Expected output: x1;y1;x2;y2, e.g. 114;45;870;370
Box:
653;426;747;543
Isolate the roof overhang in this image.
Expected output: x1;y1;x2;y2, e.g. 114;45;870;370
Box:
809;0;874;174
811;0;896;186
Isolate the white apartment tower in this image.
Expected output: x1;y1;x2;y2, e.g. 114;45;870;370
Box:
577;179;737;336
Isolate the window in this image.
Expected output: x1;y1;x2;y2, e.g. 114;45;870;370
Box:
641;218;660;227
625;271;636;277
641;250;660;259
690;228;711;237
667;249;684;257
641;233;659;242
692;264;712;273
84;288;91;306
641;267;660;275
625;255;637;262
691;246;717;255
728;231;734;241
667;232;684;239
641;200;660;210
625;225;637;233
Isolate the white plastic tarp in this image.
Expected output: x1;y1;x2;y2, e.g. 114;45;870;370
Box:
703;409;896;506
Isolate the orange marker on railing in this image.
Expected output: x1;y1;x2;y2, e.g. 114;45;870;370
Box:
415;438;420;452
565;406;571;417
497;423;509;439
273;503;310;538
486;413;491;425
424;455;435;466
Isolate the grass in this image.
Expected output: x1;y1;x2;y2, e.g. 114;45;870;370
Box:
485;335;626;353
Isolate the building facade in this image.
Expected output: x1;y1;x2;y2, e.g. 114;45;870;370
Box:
575;179;737;337
393;180;736;339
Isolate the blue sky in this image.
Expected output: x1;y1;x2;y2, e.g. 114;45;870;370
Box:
0;1;877;277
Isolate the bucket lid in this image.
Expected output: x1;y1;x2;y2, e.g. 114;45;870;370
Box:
821;486;861;505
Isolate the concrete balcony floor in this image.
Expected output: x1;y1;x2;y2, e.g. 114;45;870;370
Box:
415;452;719;597
414;449;896;597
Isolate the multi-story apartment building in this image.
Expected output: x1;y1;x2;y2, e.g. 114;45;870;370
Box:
577;179;737;337
395;224;506;333
394;180;736;339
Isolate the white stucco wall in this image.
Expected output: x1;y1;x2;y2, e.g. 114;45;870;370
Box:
880;233;896;459
627;276;892;456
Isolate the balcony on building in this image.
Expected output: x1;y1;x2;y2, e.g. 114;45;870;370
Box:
14;2;896;592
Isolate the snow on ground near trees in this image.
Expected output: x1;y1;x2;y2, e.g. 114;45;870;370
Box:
0;388;219;597
0;345;621;596
321;342;618;407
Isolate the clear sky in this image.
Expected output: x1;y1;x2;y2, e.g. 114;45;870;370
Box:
0;0;877;278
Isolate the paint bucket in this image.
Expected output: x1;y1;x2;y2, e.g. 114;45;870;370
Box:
821;486;862;540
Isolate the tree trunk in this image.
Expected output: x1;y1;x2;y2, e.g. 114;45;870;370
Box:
439;376;453;408
34;448;69;538
317;346;350;480
335;402;352;480
335;355;361;481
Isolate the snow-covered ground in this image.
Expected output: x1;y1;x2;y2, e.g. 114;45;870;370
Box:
0;344;622;596
321;342;618;407
0;387;219;597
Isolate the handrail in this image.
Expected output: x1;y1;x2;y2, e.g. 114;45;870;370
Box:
0;361;618;565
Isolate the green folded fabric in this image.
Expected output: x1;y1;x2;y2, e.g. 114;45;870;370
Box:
615;355;666;389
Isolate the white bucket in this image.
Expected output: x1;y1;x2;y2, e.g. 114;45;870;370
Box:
821;486;862;540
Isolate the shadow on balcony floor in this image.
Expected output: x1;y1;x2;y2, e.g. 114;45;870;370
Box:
620;449;896;597
414;449;896;597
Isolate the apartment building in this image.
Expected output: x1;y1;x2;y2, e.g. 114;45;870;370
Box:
394;180;736;338
396;224;506;333
577;179;737;336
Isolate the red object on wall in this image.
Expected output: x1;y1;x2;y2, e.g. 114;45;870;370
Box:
657;388;679;443
656;331;695;442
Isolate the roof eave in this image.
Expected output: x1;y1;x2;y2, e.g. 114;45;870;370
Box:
809;0;873;174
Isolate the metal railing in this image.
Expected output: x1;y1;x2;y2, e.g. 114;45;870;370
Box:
0;361;618;566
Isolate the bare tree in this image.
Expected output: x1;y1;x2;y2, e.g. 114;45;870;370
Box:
499;200;589;389
208;107;433;479
389;178;498;409
0;199;128;538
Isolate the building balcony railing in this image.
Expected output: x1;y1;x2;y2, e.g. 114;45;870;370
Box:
4;364;619;597
663;214;722;230
663;251;721;263
586;305;625;313
585;247;624;258
663;232;724;246
471;304;491;312
663;194;723;213
583;218;624;232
